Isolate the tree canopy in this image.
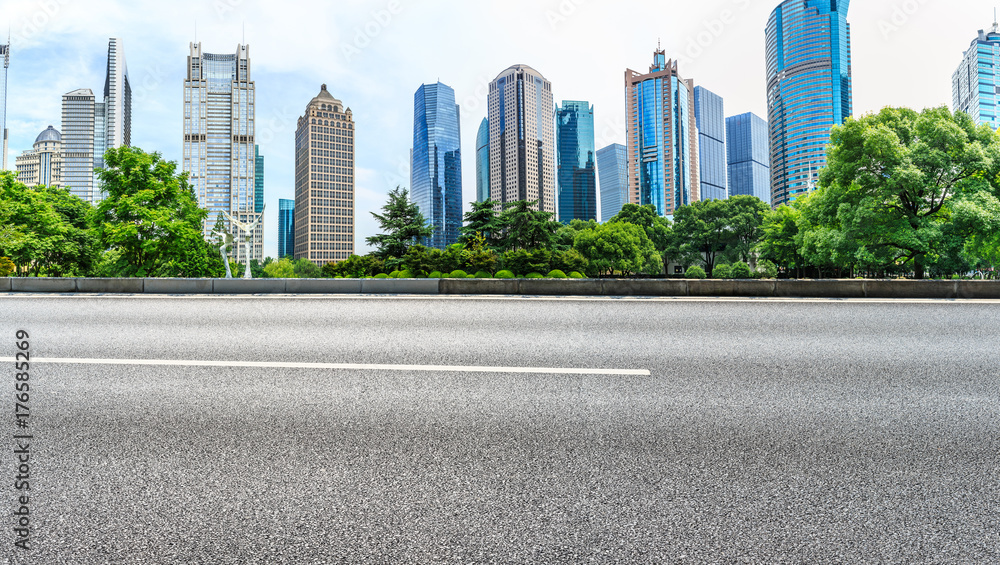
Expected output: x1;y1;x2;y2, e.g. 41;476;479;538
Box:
366;186;434;258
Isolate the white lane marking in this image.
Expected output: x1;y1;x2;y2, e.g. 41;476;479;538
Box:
0;357;650;377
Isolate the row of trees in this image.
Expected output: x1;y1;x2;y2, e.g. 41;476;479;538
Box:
2;107;998;279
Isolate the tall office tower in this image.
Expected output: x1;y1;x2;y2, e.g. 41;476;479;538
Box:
60;38;131;203
183;42;261;264
255;145;264;213
487;65;556;213
555;100;597;222
278;198;295;259
475;118;490;203
766;0;852;207
15;126;63;187
726;112;771;204
411;82;462;249
625;48;700;217
1;38;8;170
596;143;627;222
61;89;97;201
293;84;355;265
953;20;1000;129
694;86;727;201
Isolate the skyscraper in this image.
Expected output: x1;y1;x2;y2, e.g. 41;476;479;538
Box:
475;118;490;203
61;38;131;203
726;112;771;204
596;143;627;222
1;37;9;171
625;48;700;217
294;84;355;265
488;65;556;213
766;0;852;207
555;100;597;223
693;86;727;201
953;20;1000;129
15;126;63;188
278;198;295;259
255;145;264;214
182;42;260;264
411;82;462;249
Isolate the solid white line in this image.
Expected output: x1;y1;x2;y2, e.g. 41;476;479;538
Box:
0;357;650;377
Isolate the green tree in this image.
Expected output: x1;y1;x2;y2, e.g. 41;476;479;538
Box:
459;199;503;247
816;106;1000;278
669;198;732;277
292;258;322;278
726;195;771;265
94;147;223;277
499;200;559;251
366;186;434;259
573;221;657;276
758;204;804;277
322;254;385;278
263;257;296;278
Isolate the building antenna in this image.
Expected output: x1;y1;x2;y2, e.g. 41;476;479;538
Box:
242;20;245;45
195;20;197;43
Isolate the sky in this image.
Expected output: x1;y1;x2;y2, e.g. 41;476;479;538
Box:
1;0;994;256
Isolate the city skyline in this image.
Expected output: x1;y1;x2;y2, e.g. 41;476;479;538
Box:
0;0;987;255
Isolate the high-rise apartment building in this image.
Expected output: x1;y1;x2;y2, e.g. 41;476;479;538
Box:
625;48;700;217
475;118;490;203
1;38;9;170
294;84;355;265
255;145;264;214
15;126;63;188
953;21;1000;129
555;100;597;222
487;65;556;213
61;38;131;203
726;112;771;204
411;82;462;249
278;198;295;259
596;143;627;222
766;0;852;207
182;42;260;264
694;86;727;201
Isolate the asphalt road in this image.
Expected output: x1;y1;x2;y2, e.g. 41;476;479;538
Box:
0;294;998;564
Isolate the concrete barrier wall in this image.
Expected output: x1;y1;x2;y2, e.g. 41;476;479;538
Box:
1;277;999;298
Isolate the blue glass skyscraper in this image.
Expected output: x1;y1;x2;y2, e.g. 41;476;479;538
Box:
278;198;295;259
254;145;264;214
411;82;462;249
766;0;852;206
953;21;1000;129
476;118;489;203
556;101;597;223
596;143;627;222
726;112;771;204
693;86;727;201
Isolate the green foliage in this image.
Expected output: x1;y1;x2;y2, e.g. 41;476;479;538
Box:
551;248;588;275
573;221;659;276
499;200;560;251
758;205;803;276
609;203;673;259
400;244;435;277
388;270;402;279
366;186;434;258
0;256;14;277
547;269;567;279
495;270;515;279
757;260;779;279
713;264;733;279
263;257;296;278
568;271;585;279
525;272;544;279
670;198;733;277
292;258;322;279
448;270;468;279
428;271;443;279
322;254;384;278
727;195;772;264
398;270;414;279
459;200;502;247
474;270;492;279
374;273;390;279
94;147;222;278
730;262;753;279
685;265;707;279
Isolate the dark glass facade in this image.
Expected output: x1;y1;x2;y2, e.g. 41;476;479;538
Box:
766;0;852;206
726;112;771;204
694;86;727;201
278;198;294;259
411;82;462;249
596;143;627;222
475;118;489;203
556;101;597;223
254;145;264;214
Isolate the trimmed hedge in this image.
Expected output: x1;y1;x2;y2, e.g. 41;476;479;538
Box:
685;265;707;279
569;271;585;279
525;272;544;279
495;270;515;279
547;270;567;279
474;271;492;279
448;270;469;279
730;262;752;279
374;273;390;279
429;271;443;279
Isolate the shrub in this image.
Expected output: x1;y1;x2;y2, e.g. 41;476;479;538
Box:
448;270;468;279
387;270;401;279
525;272;544;279
757;260;778;279
547;270;567;279
685;265;707;279
713;264;732;279
551;249;589;274
429;271;443;278
0;257;14;277
398;270;414;279
730;262;752;279
474;271;492;279
495;270;515;279
374;273;390;279
569;271;585;279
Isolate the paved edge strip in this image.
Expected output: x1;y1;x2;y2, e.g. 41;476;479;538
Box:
0;357;651;377
0;278;998;299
